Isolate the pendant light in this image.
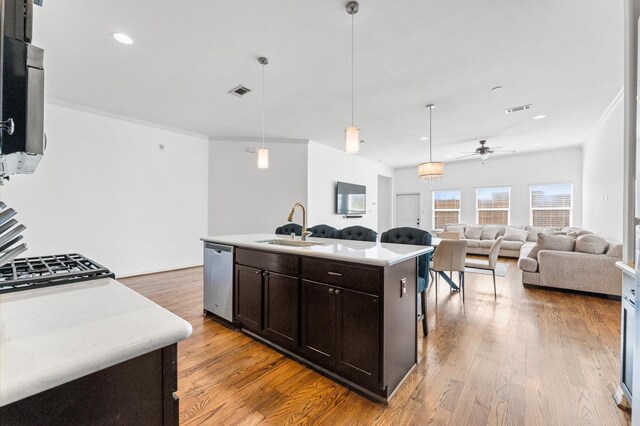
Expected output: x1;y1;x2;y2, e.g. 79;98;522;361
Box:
418;104;445;183
345;1;360;154
257;57;269;169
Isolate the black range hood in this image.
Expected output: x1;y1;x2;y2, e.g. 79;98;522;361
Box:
0;0;45;181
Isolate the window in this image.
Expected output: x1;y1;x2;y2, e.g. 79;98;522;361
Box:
476;187;510;225
432;190;461;229
530;183;573;227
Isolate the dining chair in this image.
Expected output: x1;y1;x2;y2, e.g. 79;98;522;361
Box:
380;227;432;336
275;223;302;236
337;226;377;242
464;236;503;298
431;240;468;302
308;224;338;238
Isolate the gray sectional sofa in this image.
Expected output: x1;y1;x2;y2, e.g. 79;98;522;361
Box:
437;223;623;297
438;223;555;258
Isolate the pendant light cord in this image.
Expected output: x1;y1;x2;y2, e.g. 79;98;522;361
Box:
261;63;265;149
351;12;355;127
429;106;433;162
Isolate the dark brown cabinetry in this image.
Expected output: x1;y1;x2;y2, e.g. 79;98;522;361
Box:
232;247;417;401
263;271;299;351
234;264;263;332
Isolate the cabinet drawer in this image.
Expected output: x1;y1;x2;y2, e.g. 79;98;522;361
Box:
301;258;380;294
236;248;299;276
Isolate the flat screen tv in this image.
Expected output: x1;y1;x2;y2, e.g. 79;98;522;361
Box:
336;181;366;215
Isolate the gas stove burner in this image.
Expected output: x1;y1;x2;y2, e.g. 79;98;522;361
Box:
0;253;114;293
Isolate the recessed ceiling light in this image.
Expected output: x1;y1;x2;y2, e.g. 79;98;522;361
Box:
491;86;503;92
420;136;429;140
113;33;133;45
533;115;547;120
533;143;542;147
446;155;452;158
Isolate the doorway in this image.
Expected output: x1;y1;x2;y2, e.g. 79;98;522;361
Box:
396;193;421;228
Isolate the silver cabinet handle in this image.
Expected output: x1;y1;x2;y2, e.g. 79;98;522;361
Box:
329;288;334;293
0;119;14;135
335;289;341;295
328;272;342;277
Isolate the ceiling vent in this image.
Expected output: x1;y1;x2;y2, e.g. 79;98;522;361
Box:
228;85;251;97
505;104;532;114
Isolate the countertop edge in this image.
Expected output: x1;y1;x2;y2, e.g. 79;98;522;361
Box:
200;236;433;266
616;261;636;278
0;280;193;407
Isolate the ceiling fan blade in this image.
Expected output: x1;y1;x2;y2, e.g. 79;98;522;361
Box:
491;145;503;150
494;149;516;153
456;153;478;160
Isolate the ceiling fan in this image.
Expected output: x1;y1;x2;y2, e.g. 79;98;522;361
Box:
457;140;515;160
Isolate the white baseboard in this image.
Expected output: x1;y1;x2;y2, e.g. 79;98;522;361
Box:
116;263;203;279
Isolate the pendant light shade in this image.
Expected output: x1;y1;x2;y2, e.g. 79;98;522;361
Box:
257;148;269;169
257;56;269;169
418;104;445;183
345;126;360;154
345;1;360;154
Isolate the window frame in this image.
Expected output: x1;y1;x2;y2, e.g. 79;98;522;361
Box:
432;189;462;230
529;182;573;227
475;186;511;225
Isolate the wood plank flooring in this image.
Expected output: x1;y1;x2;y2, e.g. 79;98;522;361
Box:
121;261;630;425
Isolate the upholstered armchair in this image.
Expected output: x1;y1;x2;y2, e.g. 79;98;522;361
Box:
336;226;377;242
275;223;303;236
308;224;338;238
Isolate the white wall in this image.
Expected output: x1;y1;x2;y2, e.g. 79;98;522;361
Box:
393;147;584;230
208;139;308;235
582;91;624;242
0;102;209;277
307;142;393;232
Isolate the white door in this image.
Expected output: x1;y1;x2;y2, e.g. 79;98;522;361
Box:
396;194;420;228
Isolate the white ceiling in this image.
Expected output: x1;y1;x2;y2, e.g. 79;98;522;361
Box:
32;0;623;168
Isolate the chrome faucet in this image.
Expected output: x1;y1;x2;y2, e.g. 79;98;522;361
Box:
287;202;312;241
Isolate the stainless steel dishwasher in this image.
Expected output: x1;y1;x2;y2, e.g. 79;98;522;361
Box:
203;243;234;322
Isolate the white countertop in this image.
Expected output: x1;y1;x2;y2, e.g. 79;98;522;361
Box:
201;233;433;266
0;278;192;407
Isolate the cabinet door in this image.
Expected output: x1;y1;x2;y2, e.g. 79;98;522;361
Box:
300;280;336;368
234;265;263;332
335;288;380;389
263;272;299;352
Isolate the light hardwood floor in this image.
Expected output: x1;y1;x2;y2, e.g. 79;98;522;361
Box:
121;260;631;425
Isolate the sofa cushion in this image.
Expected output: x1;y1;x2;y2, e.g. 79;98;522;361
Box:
478;240;494;248
465;225;484;240
518;257;538;273
528;233;576;259
606;243;623;258
503;227;528;243
575;234;609;255
525;226;550;242
465;239;480;248
501;240;524;251
480;226;502;240
566;229;593;239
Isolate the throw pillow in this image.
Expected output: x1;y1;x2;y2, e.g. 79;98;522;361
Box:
464;225;484;240
480;226;501;240
527;233;576;260
503;227;528;243
575;234;609;255
525;225;549;242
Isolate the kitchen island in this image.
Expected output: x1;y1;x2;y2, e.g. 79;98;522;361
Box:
0;278;192;425
201;233;433;402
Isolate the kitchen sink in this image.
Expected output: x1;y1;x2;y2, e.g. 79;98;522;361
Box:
256;239;322;247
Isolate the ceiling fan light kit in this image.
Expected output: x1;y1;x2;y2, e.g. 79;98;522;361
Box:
418;104;445;184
